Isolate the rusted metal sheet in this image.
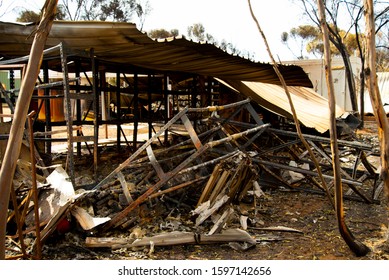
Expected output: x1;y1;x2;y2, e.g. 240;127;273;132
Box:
0;21;312;87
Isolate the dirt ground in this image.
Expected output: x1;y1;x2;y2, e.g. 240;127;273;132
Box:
38;121;389;260
41;185;389;260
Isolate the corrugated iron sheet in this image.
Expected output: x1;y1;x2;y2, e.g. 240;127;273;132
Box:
0;20;343;132
0;21;312;87
222;80;345;133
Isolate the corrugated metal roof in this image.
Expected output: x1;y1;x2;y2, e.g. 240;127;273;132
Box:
0;20;340;133
0;21;312;87
222;80;345;133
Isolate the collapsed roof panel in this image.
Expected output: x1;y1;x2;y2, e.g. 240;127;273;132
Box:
222;80;345;133
0;21;312;87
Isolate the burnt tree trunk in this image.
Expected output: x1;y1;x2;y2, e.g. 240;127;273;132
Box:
363;0;389;239
0;0;58;259
247;0;334;209
317;0;370;256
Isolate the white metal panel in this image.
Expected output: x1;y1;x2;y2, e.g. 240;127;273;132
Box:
240;81;345;133
363;72;389;115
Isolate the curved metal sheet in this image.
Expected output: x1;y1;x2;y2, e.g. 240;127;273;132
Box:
222;79;345;133
0;21;312;87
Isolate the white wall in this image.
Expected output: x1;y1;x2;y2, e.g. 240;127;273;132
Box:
283;57;362;112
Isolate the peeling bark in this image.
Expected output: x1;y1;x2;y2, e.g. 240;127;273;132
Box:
317;0;370;256
363;0;389;246
0;0;58;259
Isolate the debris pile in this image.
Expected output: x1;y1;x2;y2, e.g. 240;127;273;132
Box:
4;99;383;259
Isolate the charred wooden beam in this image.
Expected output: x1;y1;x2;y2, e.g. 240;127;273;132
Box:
254;159;363;186
268;128;373;151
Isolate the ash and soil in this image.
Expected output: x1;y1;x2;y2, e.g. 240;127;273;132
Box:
42;121;389;260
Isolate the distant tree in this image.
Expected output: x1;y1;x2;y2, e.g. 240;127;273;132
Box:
186;23;253;58
16;10;41;22
61;0;88;20
281;24;320;59
375;23;389;71
148;28;179;39
59;0;149;23
56;5;67;20
16;6;66;22
297;0;362;116
148;23;253;58
289;24;359;57
219;39;247;57
376;48;389;72
297;0;389;119
187;23;215;42
98;0;137;21
136;0;151;31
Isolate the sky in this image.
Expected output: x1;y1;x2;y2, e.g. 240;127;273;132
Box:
0;0;311;62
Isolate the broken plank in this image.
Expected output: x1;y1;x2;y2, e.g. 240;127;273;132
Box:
117;172;133;204
85;237;128;248
111;228;255;250
249;225;304;234
195;195;229;227
208;206;234;235
255;159;363;186
71;206;110;231
197;163;222;206
208;170;230;204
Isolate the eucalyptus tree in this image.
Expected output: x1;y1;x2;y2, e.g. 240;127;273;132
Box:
281;24;320;59
148;28;179;39
59;0;150;24
296;0;389;120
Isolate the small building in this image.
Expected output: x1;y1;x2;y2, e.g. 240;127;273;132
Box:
282;57;362;112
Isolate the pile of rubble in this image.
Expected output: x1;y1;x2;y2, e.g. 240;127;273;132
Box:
4;99;382;259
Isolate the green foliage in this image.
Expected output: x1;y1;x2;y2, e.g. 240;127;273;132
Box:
282;24;321;59
16;6;66;22
377;48;389;71
148;28;179;39
52;0;149;22
187;23;208;42
282;24;360;58
295;0;389;68
290;25;319;40
98;0;138;22
16;10;41;22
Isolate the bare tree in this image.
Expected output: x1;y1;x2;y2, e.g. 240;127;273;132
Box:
248;0;335;229
0;1;3;18
0;0;23;19
297;0;389;123
61;0;86;20
298;0;360;117
363;0;389;246
59;0;150;23
136;0;151;31
346;0;388;123
317;0;370;256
